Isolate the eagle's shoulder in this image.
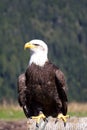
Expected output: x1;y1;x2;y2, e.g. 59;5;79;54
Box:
47;62;66;87
17;73;26;92
55;69;66;86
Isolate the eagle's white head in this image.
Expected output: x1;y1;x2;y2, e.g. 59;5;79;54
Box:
24;39;48;66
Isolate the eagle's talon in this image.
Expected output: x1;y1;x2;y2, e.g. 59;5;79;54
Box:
29;117;32;119
31;112;46;127
45;118;48;122
43;117;48;122
64;122;66;127
36;122;39;128
57;113;69;123
55;119;58;124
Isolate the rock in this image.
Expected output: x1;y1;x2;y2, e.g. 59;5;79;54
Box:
0;117;87;130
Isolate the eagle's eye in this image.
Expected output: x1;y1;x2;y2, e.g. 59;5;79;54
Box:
34;43;45;51
34;44;39;46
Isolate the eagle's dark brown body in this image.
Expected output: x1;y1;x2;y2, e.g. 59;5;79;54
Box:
18;62;68;118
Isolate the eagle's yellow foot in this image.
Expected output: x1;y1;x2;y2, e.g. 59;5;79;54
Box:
56;113;69;126
31;112;46;127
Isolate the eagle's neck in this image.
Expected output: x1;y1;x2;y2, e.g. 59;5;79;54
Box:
29;52;48;66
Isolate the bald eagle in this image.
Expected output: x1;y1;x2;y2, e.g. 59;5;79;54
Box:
18;39;69;126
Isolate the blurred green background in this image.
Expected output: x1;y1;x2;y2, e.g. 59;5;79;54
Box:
0;0;87;103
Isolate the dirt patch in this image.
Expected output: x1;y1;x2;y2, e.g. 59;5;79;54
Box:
0;120;27;130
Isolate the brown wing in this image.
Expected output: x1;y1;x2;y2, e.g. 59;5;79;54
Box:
17;73;26;106
55;69;68;115
17;73;29;117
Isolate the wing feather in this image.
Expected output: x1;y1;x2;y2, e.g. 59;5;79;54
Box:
17;73;27;106
17;73;29;117
55;69;68;115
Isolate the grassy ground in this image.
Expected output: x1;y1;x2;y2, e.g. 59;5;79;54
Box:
68;102;87;117
0;104;25;120
0;102;87;120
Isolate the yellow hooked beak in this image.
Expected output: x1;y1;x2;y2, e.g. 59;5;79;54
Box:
24;42;36;50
